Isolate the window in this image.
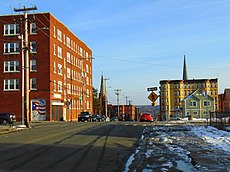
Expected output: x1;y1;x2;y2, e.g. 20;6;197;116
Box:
67;52;71;62
4;42;20;54
30;60;36;71
204;101;211;107
53;26;56;37
66;37;70;47
67;68;71;78
189;101;197;107
54;62;56;73
4;79;19;90
58;46;62;58
4;61;19;72
67;84;71;94
54;80;56;92
4;24;19;35
30;78;37;90
57;29;62;41
53;44;56;55
30;23;36;34
30;41;36;53
58;64;62;75
58;81;62;92
86;64;89;72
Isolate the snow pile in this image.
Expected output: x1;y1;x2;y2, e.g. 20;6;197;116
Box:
191;126;230;152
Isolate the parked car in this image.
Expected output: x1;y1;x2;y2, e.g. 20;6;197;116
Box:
170;115;181;121
0;112;16;125
92;114;102;122
101;115;110;121
110;117;118;122
78;111;92;122
140;113;154;122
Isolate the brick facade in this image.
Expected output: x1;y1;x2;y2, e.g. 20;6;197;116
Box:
0;13;93;122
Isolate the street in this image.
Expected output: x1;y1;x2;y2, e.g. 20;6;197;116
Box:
0;122;144;172
1;122;230;172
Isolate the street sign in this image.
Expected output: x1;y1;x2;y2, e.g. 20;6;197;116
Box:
148;92;158;102
147;87;157;92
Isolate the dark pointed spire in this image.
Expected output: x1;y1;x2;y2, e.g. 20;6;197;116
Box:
99;74;106;97
183;54;188;80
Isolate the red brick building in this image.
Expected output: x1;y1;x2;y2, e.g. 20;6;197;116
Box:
218;89;230;112
0;13;93;122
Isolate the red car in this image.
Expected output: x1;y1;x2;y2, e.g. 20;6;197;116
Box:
140;113;154;122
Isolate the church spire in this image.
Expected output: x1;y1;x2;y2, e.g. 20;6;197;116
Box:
183;54;188;80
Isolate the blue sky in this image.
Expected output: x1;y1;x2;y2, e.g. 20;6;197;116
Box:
1;0;230;105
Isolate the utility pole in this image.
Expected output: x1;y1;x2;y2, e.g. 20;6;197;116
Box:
114;89;121;117
124;96;129;105
14;6;37;128
104;78;110;117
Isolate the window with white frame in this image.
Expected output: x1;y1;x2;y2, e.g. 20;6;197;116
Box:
4;42;20;53
58;81;62;92
80;47;83;56
66;36;70;47
203;100;211;107
30;41;36;53
4;24;19;35
4;61;19;72
58;64;62;75
54;80;56;92
54;62;56;73
67;84;71;94
4;79;19;90
57;29;62;41
86;64;89;72
67;52;71;62
189;101;197;107
58;46;62;58
53;26;56;37
30;23;36;34
30;78;37;90
67;68;71;78
53;44;56;55
30;60;36;71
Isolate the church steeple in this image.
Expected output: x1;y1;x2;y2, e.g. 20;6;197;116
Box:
182;54;188;80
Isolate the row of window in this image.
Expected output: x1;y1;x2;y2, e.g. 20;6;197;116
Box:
53;26;90;60
53;80;90;98
53;62;91;85
4;60;36;72
4;78;36;91
4;23;36;36
54;44;91;73
3;41;36;54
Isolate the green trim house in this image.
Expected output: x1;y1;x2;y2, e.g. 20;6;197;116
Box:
182;89;215;119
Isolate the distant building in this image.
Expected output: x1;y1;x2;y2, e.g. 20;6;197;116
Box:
182;88;215;119
159;56;218;120
110;105;136;121
218;89;230;112
0;13;93;122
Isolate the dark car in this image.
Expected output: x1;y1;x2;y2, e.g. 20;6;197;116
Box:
92;114;102;122
140;113;153;122
0;113;16;125
78;111;92;122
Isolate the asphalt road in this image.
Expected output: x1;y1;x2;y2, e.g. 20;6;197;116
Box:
0;122;145;172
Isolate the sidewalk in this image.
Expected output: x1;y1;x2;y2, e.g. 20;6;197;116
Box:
0;124;28;135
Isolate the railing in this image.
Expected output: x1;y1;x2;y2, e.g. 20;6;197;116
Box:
210;111;230;130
